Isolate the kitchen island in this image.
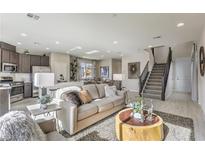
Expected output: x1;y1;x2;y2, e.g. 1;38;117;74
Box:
0;84;11;116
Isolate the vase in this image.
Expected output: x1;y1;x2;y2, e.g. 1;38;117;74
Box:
41;104;48;109
133;112;142;119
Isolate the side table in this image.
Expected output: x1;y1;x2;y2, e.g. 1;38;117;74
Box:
115;108;164;141
26;103;62;132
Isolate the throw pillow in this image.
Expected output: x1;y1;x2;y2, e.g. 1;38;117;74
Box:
96;84;107;98
105;85;117;97
82;84;99;99
78;90;92;104
62;92;82;107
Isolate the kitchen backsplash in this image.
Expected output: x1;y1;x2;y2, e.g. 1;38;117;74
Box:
0;72;32;82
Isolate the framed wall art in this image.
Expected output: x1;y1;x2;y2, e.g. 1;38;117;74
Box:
128;62;140;79
100;66;109;78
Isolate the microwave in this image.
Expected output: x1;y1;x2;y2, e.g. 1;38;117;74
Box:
2;63;17;73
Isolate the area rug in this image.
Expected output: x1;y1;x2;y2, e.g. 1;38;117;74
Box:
61;110;195;141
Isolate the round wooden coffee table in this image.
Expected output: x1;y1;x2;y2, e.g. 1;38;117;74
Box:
115;108;164;141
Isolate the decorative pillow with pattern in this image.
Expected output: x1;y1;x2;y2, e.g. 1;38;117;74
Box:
62;92;82;107
78;90;93;104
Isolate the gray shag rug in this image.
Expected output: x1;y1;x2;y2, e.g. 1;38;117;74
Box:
0;111;46;141
61;110;195;141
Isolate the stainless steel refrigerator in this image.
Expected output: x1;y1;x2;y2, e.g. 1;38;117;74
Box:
32;66;51;97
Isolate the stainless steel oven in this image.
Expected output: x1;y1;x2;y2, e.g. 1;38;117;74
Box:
10;82;24;103
0;77;24;103
2;63;17;73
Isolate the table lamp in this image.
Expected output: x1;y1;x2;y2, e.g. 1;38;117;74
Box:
113;74;123;90
34;73;55;98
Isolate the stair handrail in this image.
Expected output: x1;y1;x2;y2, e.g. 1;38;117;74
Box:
161;47;172;100
139;61;149;95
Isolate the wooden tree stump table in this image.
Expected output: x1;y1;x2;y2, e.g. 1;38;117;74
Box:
115;108;164;141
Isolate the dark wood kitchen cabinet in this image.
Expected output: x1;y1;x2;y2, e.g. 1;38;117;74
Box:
0;42;17;65
30;55;41;66
24;82;32;98
40;56;49;66
19;54;31;73
1;49;10;63
10;52;19;65
1;49;19;65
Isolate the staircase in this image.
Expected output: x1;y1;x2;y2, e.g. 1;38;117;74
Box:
143;63;166;99
139;47;172;100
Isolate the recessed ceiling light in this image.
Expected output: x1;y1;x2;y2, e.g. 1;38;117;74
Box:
46;48;50;50
148;45;153;48
113;41;118;45
83;56;89;59
17;42;22;45
177;22;184;28
55;41;60;45
86;50;100;54
21;33;27;37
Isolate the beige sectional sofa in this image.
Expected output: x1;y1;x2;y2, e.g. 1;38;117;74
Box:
55;84;126;135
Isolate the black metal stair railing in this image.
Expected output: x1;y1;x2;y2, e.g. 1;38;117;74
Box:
139;61;149;96
161;47;172;100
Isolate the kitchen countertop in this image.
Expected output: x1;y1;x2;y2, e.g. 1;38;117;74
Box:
0;84;11;90
0;86;11;90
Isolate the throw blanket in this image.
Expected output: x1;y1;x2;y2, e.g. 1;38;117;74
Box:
0;111;46;141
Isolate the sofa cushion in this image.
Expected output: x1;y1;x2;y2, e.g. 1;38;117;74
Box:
96;84;106;98
105;85;117;97
92;98;114;112
106;95;124;107
77;104;98;121
82;84;99;100
78;90;92;104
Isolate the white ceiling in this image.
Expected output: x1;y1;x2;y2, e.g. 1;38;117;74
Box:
0;13;205;59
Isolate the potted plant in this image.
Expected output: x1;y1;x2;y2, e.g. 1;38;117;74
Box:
132;96;144;121
38;95;52;109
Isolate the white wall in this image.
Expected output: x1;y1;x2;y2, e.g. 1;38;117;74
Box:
165;62;174;98
50;53;70;83
112;59;122;74
191;46;198;102
145;49;154;71
122;52;149;91
198;25;205;112
165;42;193;98
154;47;169;64
172;41;193;59
174;57;191;92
